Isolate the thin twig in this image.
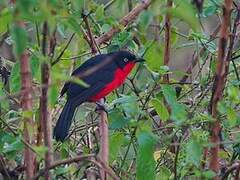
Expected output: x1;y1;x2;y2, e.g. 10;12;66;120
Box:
51;33;75;66
96;0;152;45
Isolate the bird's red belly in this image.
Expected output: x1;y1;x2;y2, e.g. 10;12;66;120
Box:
90;62;135;101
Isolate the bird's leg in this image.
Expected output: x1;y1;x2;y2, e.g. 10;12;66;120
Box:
95;98;108;114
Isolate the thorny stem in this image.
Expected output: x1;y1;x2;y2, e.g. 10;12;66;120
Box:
39;21;53;180
208;0;233;177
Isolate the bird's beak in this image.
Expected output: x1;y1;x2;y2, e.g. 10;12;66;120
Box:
135;57;145;63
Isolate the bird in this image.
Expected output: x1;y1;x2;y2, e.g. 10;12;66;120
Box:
53;50;145;141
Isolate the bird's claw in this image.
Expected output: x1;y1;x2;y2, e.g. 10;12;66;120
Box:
95;102;108;114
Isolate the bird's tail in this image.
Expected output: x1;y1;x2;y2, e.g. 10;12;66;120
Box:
53;101;76;141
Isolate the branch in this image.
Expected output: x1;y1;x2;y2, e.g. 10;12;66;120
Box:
208;0;233;175
51;33;75;66
39;21;53;180
33;154;119;180
176;24;221;96
18;21;36;179
97;99;109;179
221;162;240;180
82;13;99;54
95;0;152;45
227;5;240;84
163;0;172;83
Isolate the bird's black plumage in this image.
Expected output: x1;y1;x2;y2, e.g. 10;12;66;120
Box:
54;51;142;141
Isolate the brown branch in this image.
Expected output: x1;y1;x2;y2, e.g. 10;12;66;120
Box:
208;0;233;177
33;154;119;180
51;33;75;66
0;155;11;180
227;6;240;84
82;13;98;54
18;22;36;179
95;0;152;45
163;0;172;83
221;161;240;180
97;99;109;180
39;21;53;180
81;11;110;179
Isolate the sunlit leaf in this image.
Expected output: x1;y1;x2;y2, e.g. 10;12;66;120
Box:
169;0;199;31
157;166;171;180
49;85;58;107
145;42;164;72
227;107;237;127
109;132;125;162
161;84;177;106
150;98;169;121
136;131;156;180
0;8;12;34
95;5;104;21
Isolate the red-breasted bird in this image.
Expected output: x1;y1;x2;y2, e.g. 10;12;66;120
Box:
54;51;145;141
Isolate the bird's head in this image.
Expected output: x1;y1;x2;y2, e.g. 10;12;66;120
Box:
109;50;145;69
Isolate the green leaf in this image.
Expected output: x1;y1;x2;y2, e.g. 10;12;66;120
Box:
202;170;216;179
55;167;71;176
203;5;218;17
2;138;24;159
95;5;104;20
0;8;13;34
150;98;169;121
33;145;48;159
137;11;153;32
136;131;156;180
161;85;177;106
145;42;164;72
169;0;199;32
186;138;202;166
0;88;9;110
171;26;178;45
171;103;187;123
9;61;20;93
30;55;40;79
71;0;85;14
11;25;27;56
22;110;33;119
49;85;58;107
228;86;239;103
227;107;237;127
109;109;128;129
10;56;39;93
109;132;125;162
157;166;171;180
111;95;139;117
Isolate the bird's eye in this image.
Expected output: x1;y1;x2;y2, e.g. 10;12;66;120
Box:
124;58;129;62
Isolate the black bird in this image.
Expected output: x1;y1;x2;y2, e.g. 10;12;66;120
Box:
54;51;145;141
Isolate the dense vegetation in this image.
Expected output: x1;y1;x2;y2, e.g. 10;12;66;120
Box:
0;0;239;179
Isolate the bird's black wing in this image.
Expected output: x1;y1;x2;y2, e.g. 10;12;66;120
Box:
60;54;109;97
61;54;118;100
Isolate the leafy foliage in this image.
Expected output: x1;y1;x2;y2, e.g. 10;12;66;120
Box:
0;0;239;179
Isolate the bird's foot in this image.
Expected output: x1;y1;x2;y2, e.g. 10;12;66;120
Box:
95;101;108;114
